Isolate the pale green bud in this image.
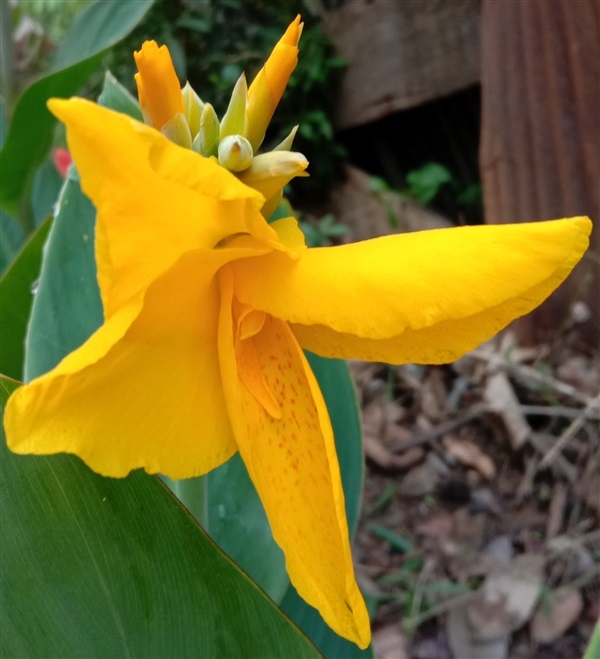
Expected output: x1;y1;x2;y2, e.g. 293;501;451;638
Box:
218;134;254;172
192;103;220;157
273;125;299;152
161;112;192;149
182;82;204;139
220;73;248;140
237;150;309;201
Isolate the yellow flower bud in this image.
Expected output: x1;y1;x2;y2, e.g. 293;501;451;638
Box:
237;150;308;201
134;41;184;130
245;16;303;151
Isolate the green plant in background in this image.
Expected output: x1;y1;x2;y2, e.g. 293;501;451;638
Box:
300;212;348;247
370;162;483;229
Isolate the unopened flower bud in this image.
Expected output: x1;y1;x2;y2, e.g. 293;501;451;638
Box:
182;82;204;139
192;103;220;157
273;125;299;152
220;73;248;140
237;150;308;200
218;135;254;172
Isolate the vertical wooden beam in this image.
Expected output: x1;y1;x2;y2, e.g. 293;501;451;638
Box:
480;0;599;346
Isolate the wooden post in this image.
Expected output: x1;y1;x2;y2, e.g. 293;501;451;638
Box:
480;0;599;347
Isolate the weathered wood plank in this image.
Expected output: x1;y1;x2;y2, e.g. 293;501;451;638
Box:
480;0;599;346
324;0;480;129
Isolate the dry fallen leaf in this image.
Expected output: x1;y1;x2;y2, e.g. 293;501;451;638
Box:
415;512;454;539
530;588;584;644
364;434;424;470
484;371;530;449
466;554;544;640
447;605;509;659
372;625;408;659
442;435;496;479
398;462;441;497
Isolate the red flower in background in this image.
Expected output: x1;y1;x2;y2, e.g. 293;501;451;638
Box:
52;147;72;178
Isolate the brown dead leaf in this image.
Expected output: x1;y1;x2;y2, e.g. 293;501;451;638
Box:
364;434;424;470
447;605;509;659
384;421;412;446
556;355;600;396
442;435;496;479
398;462;441;497
415;512;454;538
530;588;583;644
421;368;447;421
484;371;530;449
372;625;408;659
362;398;386;437
545;481;567;541
466;554;544;640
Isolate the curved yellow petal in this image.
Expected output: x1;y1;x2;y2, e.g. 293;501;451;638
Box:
134;40;184;129
48;98;273;318
245;16;303;151
217;266;371;648
5;247;269;478
232;218;591;363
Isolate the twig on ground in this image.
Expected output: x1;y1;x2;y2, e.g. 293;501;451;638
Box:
470;349;593;404
538;395;600;469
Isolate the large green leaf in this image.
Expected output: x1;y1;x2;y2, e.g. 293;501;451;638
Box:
0;376;319;658
24;171;102;381
0;210;23;274
0;0;153;217
54;0;152;69
0;216;52;380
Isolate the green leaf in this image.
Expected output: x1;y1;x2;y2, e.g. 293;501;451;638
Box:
53;0;154;70
0;216;52;380
584;622;600;659
98;70;143;121
0;376;319;658
404;162;452;206
24;171;103;381
0;210;23;273
369;524;413;553
31;159;64;226
0;0;153;218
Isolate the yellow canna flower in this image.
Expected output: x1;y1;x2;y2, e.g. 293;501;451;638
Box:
3;96;592;647
134;40;185;130
245;15;303;151
2;20;593;650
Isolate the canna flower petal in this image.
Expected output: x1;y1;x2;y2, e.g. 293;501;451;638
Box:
5;245;272;479
48;98;276;318
245;16;303;151
231;218;592;364
134;40;184;129
217;267;371;648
